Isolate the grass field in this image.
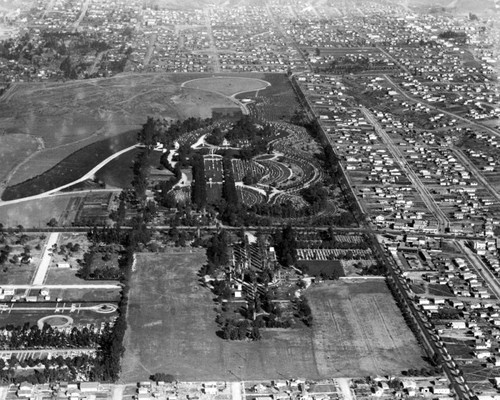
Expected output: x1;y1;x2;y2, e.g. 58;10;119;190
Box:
0;134;40;182
182;76;270;96
307;280;427;377
121;253;426;382
0;195;72;228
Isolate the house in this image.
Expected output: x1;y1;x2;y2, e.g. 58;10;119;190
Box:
203;383;217;395
80;382;99;392
56;263;70;269
449;321;466;329
17;382;34;398
2;288;14;296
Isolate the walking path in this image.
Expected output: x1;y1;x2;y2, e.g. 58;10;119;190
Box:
32;232;59;285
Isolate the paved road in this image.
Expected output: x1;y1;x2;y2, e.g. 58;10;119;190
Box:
361;106;449;231
0;284;121;289
88;51;107;75
452;147;500;202
383;248;469;400
455;239;500;300
32;232;59;285
231;382;242;400
204;8;221;73
72;0;90;32
143;34;157;67
337;378;354;400
264;3;312;71
383;74;500;138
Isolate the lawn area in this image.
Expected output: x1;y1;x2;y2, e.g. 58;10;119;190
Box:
0;196;72;228
0;134;40;182
44;267;115;285
306;279;428;377
182;77;270;96
0;264;37;285
122;253;427;383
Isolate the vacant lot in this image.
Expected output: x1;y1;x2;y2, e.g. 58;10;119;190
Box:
122;253;426;382
182;76;270;96
307;279;427;377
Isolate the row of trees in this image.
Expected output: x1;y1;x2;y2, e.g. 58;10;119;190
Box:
0;323;102;350
273;225;298;267
0;354;95;384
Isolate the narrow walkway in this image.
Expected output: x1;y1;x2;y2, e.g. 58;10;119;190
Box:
32;232;59;285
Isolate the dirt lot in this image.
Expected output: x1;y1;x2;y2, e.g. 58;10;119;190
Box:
307;279;427;377
121;252;427;382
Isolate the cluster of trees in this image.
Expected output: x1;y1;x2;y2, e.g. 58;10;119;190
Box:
0;353;95;384
438;30;468;42
295;298;313;327
149;373;176;383
273;225;298;267
206;230;230;269
386;277;427;350
205;116;274;160
191;154;207;208
132;151;151;201
77;245;122;280
301;183;328;208
0;323;101;349
217;317;262;341
89;217;152;381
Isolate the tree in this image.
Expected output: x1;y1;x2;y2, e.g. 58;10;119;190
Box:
47;218;58;227
150;373;175;383
273;225;297;267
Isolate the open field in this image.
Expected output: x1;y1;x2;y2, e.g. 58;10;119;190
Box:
0;134;41;182
0;73;240;186
182;76;270;96
122;252;426;382
0;195;73;228
306;279;427;377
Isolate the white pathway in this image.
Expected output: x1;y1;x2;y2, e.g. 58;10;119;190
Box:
32;232;59;285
